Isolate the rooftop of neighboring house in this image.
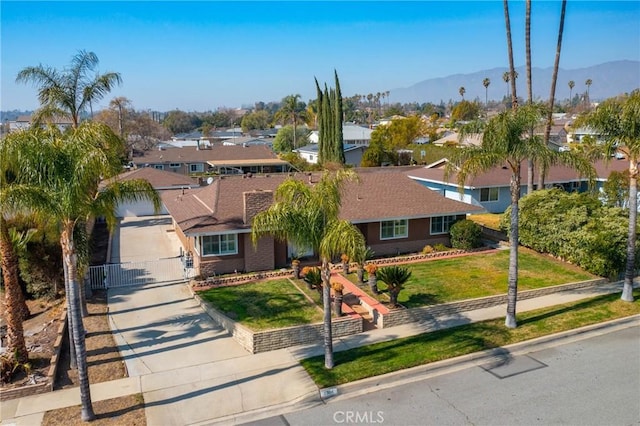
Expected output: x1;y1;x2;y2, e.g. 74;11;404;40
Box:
406;157;629;189
101;167;201;190
131;144;279;164
294;143;366;154
161;169;483;235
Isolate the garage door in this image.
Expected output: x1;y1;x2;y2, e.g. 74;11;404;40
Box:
116;200;168;217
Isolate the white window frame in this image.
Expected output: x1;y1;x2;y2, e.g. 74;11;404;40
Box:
480;187;499;202
190;163;204;173
380;219;408;240
197;234;238;257
431;215;457;235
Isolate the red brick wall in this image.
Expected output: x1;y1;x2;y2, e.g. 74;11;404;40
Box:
243;234;275;272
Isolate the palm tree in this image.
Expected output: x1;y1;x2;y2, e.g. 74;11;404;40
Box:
576;90;640;302
585;79;593;107
483;78;491;106
568;80;575;106
539;0;568;191
504;0;518;110
503;71;511;98
251;170;365;368
377;265;412;308
16;50;122;128
0;128;54;363
275;94;307;150
450;104;595;328
32;122;160;421
459;86;466;101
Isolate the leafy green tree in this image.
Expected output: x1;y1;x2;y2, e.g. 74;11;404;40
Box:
273;125;310;153
376;265;412;307
241;110;271;132
601;170;629;208
576;90;640;301
251;170;365;368
315;71;345;165
449;104;594;328
23;122;160;421
451;101;481;122
163;110;200;134
16;50;122;127
274;94;307;149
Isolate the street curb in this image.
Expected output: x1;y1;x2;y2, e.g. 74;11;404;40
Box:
319;314;640;404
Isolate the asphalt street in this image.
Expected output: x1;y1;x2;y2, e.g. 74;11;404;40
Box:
252;324;640;426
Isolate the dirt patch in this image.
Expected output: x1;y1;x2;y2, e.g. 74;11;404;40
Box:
42;393;146;426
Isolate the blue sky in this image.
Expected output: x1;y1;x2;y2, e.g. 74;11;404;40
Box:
2;1;639;112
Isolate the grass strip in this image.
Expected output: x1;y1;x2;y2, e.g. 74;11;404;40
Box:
300;289;639;388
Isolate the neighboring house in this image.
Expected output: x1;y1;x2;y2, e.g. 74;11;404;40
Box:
101;167;200;217
220;136;274;148
308;124;373;146
8;115;73;132
294;143;366;167
160;170;483;276
431;131;482;147
407;158;629;213
131;145;293;176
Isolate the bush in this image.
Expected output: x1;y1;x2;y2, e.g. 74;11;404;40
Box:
449;219;483;250
421;245;434;254
19;241;63;300
433;243;450;252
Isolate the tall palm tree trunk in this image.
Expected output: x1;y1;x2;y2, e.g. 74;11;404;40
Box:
0;219;29;363
525;0;535;194
321;258;334;369
622;164;637;301
504;0;518;110
61;224;95;421
540;0;567;190
506;168;521;328
63;257;77;369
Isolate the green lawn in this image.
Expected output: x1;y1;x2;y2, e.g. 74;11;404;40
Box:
353;249;595;308
198;279;324;330
301;290;640;387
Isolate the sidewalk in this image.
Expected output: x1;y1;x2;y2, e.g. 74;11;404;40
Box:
1;279;636;426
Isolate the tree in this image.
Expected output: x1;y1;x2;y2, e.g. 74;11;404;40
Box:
162;110;200;134
568;80;575;106
315;71;345;165
16;50;122;128
503;0;518;110
241;110;271;132
503;71;511;98
274;94;307;150
483;78;491;106
459;86;466;101
251;170;365;368
376;265;412;308
449;104;594;328
576;90;640;301
273;125;310;153
451;101;481;122
0;129;54;363
31;122;160;421
585;79;593;107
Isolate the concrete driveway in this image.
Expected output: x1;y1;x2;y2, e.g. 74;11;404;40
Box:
107;216;318;425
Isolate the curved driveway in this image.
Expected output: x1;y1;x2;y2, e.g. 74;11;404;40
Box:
107;216;318;425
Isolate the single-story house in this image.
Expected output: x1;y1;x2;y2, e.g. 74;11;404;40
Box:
220;136;274;148
431;131;482;147
309;124;373;146
294;143;366;167
160;170;484;276
130;145;293;176
102;167;200;217
407;158;629;213
8;115;73;133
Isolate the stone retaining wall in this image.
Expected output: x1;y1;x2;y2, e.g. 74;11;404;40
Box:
377;278;608;329
0;309;67;401
192;289;362;353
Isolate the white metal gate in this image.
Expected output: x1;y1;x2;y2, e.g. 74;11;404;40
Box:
89;257;196;289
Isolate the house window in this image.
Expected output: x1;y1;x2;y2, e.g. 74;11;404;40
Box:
169;163;180;168
153;164;164;170
190;163;204;173
431;215;458;235
480;187;499;202
380;219;408;240
200;234;238;256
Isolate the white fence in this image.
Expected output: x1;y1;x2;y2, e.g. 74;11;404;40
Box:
89;257;196;289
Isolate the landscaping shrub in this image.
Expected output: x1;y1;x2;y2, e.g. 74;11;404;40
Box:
433;243;449;252
421;245;434;254
449;219;482;250
19;240;63;300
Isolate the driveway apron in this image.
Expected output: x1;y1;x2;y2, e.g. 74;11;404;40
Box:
107;216;317;425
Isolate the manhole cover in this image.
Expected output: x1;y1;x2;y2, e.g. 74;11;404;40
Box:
481;354;547;379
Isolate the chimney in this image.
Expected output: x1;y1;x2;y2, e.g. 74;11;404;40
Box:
243;190;274;225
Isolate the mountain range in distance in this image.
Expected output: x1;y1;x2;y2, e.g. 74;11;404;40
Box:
390;60;640;105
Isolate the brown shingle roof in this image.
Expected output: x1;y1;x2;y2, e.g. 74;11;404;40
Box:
102;167;200;189
162;170;483;235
